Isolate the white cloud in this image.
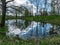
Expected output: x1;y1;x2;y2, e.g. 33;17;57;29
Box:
24;1;36;14
7;0;28;6
14;0;28;6
7;0;36;14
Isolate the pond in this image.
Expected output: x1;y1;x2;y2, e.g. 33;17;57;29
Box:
5;19;60;40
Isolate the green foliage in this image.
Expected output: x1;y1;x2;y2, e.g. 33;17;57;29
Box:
0;26;8;32
20;15;60;25
0;15;60;25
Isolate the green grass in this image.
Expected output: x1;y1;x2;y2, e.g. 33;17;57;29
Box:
0;26;8;32
0;26;60;45
0;34;60;45
20;15;60;25
0;15;60;25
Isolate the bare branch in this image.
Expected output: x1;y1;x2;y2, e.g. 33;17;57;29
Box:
6;0;14;4
7;6;22;13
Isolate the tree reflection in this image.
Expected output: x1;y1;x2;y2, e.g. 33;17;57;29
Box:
25;20;31;27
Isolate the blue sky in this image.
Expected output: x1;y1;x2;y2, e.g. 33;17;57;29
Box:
29;0;51;11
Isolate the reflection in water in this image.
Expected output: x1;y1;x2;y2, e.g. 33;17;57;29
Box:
25;20;31;27
5;20;60;40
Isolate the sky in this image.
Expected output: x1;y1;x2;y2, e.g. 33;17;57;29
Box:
6;0;51;15
7;0;36;14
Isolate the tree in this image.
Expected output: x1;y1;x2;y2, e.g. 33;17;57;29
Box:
1;0;14;27
42;8;48;16
25;8;29;16
51;0;58;15
56;0;59;15
35;0;40;15
30;0;33;16
44;0;48;15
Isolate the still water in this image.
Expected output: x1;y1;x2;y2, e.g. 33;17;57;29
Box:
5;19;60;40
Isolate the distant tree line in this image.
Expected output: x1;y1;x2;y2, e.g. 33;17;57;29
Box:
0;0;60;27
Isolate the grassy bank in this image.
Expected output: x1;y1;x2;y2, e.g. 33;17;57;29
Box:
5;15;60;25
0;26;60;45
20;15;60;25
0;26;8;33
0;34;60;45
0;15;60;25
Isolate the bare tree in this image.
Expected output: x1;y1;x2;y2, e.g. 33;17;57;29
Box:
35;0;40;15
56;0;59;15
30;0;33;16
1;0;14;27
44;0;48;15
50;0;59;15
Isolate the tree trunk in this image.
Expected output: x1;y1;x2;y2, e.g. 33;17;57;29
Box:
57;0;59;15
1;0;6;27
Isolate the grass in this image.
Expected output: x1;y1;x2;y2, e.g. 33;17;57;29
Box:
20;15;60;25
0;15;60;25
0;34;60;45
0;27;60;45
0;26;8;33
40;35;60;45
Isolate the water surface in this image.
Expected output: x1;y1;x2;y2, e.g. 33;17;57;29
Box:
5;19;60;40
